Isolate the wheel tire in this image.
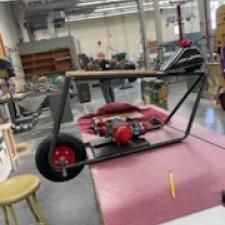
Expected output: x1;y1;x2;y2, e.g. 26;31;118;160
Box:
35;133;86;182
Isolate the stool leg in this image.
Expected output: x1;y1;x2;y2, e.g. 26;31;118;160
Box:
2;207;10;225
28;193;49;225
32;193;49;225
7;205;18;225
26;197;42;223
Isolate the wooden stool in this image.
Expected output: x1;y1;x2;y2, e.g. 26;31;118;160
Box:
0;123;19;171
0;175;48;225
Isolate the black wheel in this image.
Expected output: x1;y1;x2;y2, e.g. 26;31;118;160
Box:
35;133;86;182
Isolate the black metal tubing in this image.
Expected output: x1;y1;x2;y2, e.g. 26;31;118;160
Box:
49;76;71;165
184;74;206;138
165;75;202;124
66;137;184;169
49;71;206;169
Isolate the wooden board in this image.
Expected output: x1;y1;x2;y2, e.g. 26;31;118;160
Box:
149;40;159;54
216;5;225;46
0;34;6;58
66;70;205;79
66;70;167;79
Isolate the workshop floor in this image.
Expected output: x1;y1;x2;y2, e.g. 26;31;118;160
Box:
1;80;225;225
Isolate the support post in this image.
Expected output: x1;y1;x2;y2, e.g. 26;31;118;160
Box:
177;4;184;46
152;0;164;64
136;0;150;69
204;0;214;62
198;0;208;62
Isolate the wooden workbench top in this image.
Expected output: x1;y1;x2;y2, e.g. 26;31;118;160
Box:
66;70;205;79
66;69;157;78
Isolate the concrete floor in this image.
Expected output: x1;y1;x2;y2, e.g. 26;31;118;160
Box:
1;80;225;225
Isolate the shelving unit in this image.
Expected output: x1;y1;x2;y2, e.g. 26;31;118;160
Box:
20;48;73;78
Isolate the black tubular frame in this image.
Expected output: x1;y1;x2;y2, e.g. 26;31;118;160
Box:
48;70;206;169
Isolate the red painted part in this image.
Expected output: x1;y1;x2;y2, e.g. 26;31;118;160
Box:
113;124;133;144
52;146;76;168
181;39;193;48
142;122;150;133
99;126;108;136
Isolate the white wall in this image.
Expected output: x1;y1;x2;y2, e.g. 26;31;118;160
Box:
35;4;200;60
0;3;25;81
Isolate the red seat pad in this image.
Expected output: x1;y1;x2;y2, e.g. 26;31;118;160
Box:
77;102;167;134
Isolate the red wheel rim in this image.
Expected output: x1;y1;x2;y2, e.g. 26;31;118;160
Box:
52;146;76;168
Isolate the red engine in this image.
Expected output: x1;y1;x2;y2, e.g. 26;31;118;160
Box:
92;118;152;144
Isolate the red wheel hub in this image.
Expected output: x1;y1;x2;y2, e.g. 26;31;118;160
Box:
52;146;76;168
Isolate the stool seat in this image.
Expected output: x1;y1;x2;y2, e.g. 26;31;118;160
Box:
0;175;40;205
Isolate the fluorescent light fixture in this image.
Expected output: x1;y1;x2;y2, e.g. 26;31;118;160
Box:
0;0;16;2
76;0;126;7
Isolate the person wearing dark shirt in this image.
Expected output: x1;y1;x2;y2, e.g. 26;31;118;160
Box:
97;52;115;103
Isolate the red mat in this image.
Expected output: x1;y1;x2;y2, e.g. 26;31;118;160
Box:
77;102;167;134
79;107;225;225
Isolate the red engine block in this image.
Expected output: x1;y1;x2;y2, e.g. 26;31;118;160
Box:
92;118;151;144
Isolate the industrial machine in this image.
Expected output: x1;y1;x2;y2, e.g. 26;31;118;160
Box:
0;58;41;133
35;48;205;183
161;45;204;72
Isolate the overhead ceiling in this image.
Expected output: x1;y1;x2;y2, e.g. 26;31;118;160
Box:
12;0;195;31
21;0;177;18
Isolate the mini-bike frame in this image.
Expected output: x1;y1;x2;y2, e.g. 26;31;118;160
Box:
48;70;206;169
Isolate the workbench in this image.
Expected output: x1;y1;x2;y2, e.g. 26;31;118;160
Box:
80;109;225;225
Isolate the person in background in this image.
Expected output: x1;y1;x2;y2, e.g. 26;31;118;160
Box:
97;52;115;103
110;55;119;70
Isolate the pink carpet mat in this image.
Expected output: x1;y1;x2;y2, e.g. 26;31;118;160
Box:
78;105;225;225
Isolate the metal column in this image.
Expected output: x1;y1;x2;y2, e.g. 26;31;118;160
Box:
177;4;184;46
136;0;150;69
204;0;214;62
153;0;163;44
198;0;209;62
152;0;164;65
